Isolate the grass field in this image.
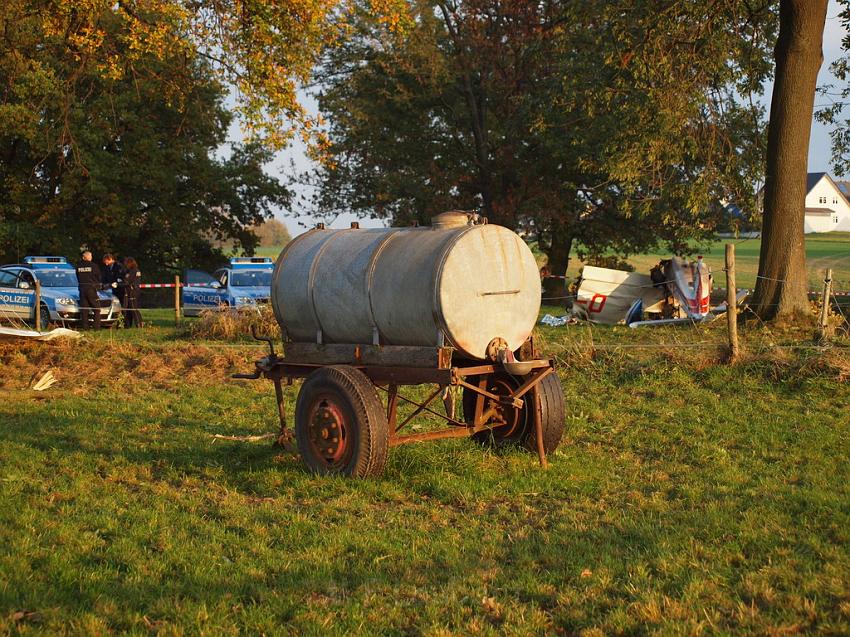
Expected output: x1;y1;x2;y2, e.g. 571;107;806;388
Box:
2;309;849;634
256;232;850;292
610;233;850;292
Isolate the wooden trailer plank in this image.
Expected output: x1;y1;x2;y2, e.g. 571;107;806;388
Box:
281;343;454;368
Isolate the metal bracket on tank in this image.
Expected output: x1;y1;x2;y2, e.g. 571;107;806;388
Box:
372;327;380;346
316;329;323;345
436;330;446;347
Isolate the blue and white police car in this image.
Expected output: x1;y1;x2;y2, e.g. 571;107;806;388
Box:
182;257;275;316
0;256;121;329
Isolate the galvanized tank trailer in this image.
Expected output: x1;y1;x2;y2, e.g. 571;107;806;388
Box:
236;212;565;477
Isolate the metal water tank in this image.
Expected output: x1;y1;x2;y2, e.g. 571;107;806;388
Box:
270;213;541;360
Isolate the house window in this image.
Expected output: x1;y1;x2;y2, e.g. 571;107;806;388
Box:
819;196;827;204
834;198;839;204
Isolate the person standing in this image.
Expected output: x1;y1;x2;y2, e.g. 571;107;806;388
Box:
76;251;102;330
122;256;143;328
101;253;125;304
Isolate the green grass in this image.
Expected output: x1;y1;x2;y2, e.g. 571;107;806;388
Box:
255;246;285;259
2;318;850;634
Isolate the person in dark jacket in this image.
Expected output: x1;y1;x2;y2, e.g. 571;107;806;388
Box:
122;256;143;328
76;251;102;329
101;253;125;304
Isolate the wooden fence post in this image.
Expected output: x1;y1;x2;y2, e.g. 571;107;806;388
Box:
174;274;181;326
818;268;833;341
34;280;42;332
725;243;739;362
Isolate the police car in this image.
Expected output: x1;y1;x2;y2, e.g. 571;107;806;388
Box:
0;256;121;329
182;257;275;316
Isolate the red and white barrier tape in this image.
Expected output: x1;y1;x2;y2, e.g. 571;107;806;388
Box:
139;283;223;289
136;277;849;298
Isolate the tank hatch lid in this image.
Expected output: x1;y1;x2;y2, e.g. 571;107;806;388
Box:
430;211;470;229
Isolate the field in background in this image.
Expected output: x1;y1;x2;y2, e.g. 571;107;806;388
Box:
569;232;850;291
255;232;850;292
255;245;285;259
1;311;849;634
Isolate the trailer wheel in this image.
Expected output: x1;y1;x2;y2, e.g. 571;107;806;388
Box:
463;372;565;454
531;372;567;454
295;365;389;477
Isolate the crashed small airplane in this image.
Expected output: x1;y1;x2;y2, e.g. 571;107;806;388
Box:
571;256;725;327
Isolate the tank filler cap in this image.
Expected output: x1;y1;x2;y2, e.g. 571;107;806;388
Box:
431;211;470;229
485;337;509;361
487;337;535;375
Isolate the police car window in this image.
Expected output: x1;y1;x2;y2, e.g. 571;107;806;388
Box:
0;271;17;287
185;269;219;287
33;269;78;287
19;271;35;286
230;270;273;287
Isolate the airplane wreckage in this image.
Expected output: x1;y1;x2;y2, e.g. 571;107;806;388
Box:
565;256;746;327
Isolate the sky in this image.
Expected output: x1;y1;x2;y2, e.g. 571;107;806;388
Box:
809;1;848;172
254;1;849;238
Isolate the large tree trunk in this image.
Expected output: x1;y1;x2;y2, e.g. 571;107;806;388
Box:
436;2;495;221
752;0;827;320
542;225;572;304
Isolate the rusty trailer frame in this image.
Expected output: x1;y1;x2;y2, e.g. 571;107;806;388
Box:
235;332;557;474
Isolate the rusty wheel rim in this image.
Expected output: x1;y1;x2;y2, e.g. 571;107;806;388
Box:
307;396;349;466
486;378;522;436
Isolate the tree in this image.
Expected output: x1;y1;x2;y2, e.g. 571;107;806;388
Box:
751;0;828;320
307;0;775;294
0;0;410;154
0;6;289;278
0;0;412;276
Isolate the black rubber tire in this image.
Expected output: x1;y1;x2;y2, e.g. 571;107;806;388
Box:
464;372;565;454
38;303;50;331
294;365;389;477
531;372;567;454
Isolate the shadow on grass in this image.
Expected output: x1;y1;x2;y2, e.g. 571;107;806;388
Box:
3;384;850;633
0;403;294;491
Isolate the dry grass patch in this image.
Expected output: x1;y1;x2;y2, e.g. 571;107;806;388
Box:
0;339;259;393
186;305;280;340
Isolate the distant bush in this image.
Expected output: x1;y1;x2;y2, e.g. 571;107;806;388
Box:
253;219;291;248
